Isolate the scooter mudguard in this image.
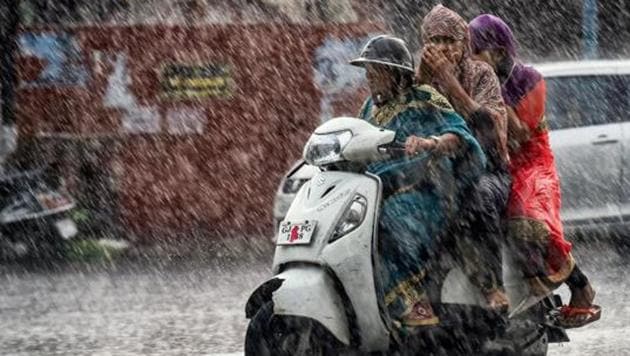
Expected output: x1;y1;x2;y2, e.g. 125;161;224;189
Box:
248;264;351;346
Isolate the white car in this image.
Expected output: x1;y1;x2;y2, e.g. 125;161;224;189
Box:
539;60;630;237
273;60;630;238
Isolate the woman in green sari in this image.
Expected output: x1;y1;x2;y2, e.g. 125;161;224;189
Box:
350;35;486;328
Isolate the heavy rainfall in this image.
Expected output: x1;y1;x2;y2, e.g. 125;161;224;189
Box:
0;1;628;355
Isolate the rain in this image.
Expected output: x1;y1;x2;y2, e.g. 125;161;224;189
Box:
0;1;628;355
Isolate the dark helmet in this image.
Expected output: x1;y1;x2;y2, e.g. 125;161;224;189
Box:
349;35;414;73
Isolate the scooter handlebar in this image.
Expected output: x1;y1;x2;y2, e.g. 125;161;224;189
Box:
378;141;407;158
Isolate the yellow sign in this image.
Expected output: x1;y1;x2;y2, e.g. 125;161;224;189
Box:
161;64;233;99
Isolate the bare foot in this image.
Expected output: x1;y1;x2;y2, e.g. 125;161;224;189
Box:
559;283;601;328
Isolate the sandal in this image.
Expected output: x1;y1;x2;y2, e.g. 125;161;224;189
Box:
557;304;602;328
401;299;440;327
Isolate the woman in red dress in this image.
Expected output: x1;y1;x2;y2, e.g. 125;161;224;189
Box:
469;14;601;328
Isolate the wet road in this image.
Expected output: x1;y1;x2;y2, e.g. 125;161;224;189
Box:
0;250;272;356
0;240;628;355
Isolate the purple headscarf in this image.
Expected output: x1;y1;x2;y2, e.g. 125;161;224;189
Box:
469;14;542;108
469;14;517;58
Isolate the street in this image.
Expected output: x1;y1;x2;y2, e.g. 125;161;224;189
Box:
0;239;628;355
0;249;272;356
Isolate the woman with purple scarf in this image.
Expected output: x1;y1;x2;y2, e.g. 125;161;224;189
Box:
469;14;601;328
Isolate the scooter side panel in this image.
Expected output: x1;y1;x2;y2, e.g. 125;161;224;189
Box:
440;266;485;305
321;175;390;352
502;248;539;315
271;171;390;351
441;247;535;316
271;265;351;345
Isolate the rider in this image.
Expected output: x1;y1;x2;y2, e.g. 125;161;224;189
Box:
350;35;486;329
469;14;601;328
416;4;511;311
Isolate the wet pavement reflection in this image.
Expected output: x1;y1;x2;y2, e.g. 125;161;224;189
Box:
0;240;627;355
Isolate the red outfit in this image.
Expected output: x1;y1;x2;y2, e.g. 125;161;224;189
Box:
506;77;572;276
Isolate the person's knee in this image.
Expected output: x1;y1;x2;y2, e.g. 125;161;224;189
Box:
474;195;502;223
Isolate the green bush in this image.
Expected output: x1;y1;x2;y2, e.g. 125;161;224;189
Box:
65;239;121;262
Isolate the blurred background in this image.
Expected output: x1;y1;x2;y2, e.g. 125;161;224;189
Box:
0;0;625;244
0;1;628;355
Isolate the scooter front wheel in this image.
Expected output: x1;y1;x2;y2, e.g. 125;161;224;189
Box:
245;301;342;356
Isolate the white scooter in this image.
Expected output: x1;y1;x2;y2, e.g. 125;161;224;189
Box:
245;117;568;355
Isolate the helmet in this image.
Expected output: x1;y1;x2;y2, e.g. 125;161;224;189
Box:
349;35;414;73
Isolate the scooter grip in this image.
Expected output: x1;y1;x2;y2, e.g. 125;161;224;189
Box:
378;141;407;158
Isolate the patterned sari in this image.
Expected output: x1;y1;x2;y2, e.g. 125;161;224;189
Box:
358;84;485;324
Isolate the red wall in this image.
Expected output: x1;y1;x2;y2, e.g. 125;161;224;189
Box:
16;23;378;239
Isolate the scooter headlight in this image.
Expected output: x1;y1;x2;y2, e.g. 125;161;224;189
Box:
304;131;352;166
331;195;367;242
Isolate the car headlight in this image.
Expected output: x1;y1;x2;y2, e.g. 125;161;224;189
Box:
330;195;367;242
304;131;352;166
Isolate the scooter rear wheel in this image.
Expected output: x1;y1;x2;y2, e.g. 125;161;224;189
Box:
245;301;341;356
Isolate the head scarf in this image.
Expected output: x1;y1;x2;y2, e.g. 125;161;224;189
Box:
469;14;542;108
421;4;471;62
422;4;468;43
421;5;480;95
469;14;517;58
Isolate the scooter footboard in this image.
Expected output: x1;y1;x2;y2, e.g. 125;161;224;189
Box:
264;265;351;345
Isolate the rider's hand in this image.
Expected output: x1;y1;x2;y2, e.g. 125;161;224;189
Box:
405;136;436;155
415;50;433;84
422;46;454;82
